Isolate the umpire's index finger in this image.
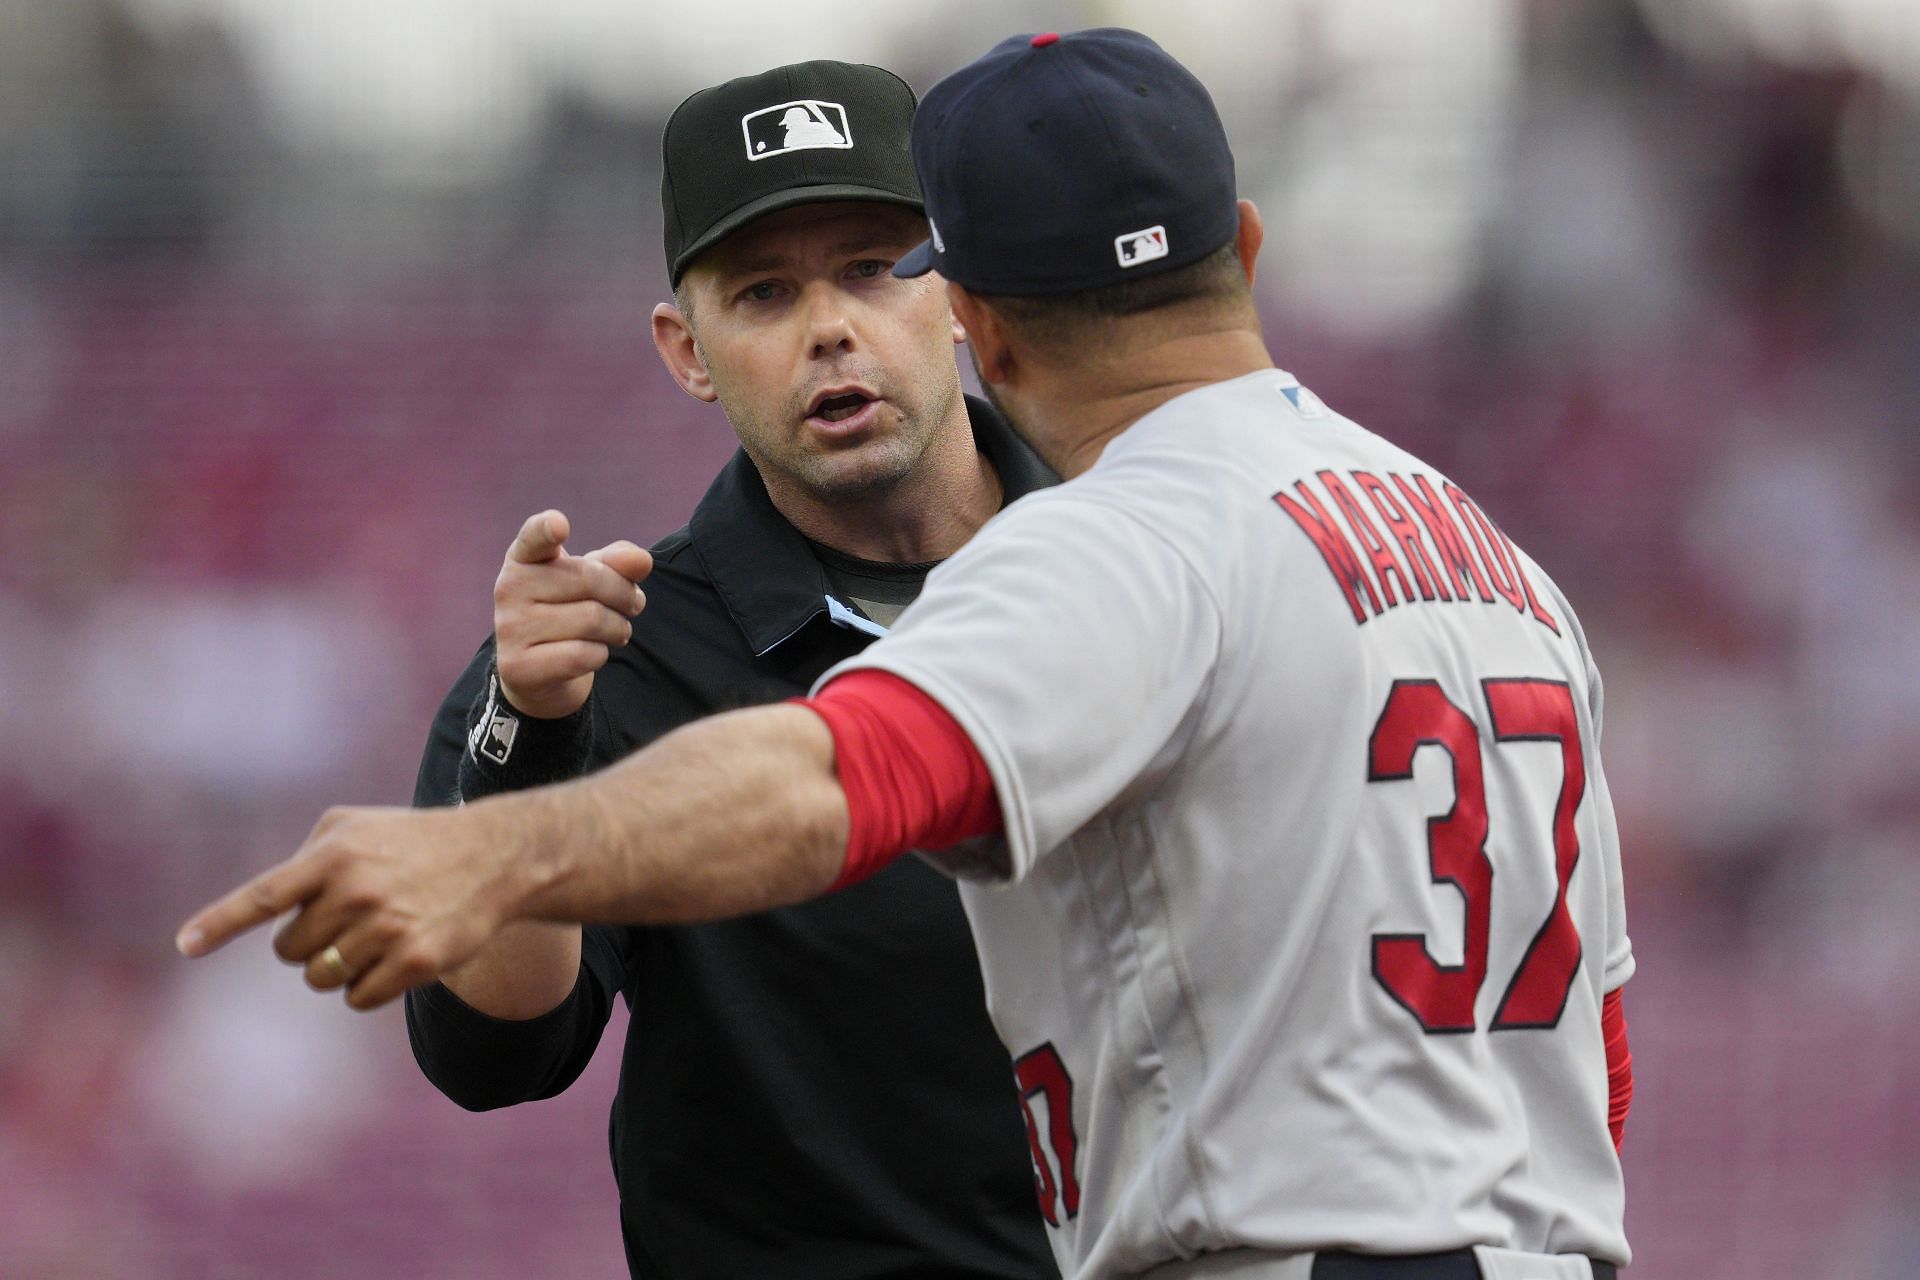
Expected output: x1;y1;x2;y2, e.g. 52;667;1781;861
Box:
507;509;571;565
175;853;330;958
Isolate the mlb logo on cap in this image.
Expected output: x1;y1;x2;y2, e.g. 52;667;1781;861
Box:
742;100;852;161
1116;225;1169;268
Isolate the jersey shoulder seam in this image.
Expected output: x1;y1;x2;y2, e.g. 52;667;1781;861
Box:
1021;488;1231;636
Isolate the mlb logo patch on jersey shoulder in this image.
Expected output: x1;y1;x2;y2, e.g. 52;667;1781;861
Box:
1279;381;1328;418
742;100;852;161
1115;225;1168;268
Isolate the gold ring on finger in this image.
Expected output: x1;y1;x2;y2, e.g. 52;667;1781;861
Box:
319;944;353;984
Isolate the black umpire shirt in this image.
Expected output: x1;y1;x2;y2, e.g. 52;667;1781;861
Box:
405;396;1059;1280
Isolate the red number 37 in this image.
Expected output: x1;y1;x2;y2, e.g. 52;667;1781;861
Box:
1368;677;1587;1034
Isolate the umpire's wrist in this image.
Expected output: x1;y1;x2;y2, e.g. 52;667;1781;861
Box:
460;664;595;798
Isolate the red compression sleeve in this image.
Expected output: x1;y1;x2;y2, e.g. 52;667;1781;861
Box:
1602;987;1632;1153
801;669;1002;892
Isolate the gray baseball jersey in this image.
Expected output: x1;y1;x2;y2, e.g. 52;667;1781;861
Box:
820;369;1632;1278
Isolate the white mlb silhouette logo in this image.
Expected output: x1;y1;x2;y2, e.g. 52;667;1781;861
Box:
478;711;518;765
742;100;852;161
1115;225;1169;268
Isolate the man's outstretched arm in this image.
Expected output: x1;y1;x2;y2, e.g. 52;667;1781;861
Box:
177;703;850;1010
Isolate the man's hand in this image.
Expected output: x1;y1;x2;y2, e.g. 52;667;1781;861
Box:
496;510;652;720
175;806;531;1010
177;704;852;1010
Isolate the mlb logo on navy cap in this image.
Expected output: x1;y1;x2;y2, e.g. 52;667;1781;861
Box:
742;100;852;161
1116;225;1169;269
894;28;1238;297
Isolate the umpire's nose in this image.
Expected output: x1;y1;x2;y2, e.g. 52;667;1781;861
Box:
804;285;858;359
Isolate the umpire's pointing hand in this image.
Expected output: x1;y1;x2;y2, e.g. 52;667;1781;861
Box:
495;510;651;720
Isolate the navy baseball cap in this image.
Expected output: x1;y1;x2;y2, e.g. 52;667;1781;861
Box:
894;28;1238;296
662;61;924;286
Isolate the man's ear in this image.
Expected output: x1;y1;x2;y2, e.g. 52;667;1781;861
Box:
652;301;717;403
1234;198;1264;289
947;283;1013;385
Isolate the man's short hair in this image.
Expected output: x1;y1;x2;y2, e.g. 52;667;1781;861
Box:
981;241;1246;355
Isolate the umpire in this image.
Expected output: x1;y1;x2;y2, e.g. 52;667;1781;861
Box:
404;61;1058;1279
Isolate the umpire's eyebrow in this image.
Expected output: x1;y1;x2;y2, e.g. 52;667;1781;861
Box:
719;233;922;281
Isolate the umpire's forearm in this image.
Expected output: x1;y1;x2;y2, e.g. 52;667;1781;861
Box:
436;921;582;1021
421;660;593;1020
473;704;849;928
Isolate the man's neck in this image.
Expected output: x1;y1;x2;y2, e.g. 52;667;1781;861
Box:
769;401;1003;564
1028;324;1273;479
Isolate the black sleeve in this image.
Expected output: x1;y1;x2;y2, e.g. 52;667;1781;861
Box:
402;637;629;1111
405;926;630;1111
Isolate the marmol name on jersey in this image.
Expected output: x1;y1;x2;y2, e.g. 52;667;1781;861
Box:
1274;466;1563;634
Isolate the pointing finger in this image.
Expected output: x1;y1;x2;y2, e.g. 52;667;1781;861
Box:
176;852;332;958
506;510;570;565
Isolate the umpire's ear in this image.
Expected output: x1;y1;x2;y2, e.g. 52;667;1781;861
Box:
652;300;717;404
946;283;1014;386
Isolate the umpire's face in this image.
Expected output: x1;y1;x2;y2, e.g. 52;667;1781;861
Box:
653;201;966;507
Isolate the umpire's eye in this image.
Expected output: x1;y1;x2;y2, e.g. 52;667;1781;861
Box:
849;260;891;280
742;280;782;303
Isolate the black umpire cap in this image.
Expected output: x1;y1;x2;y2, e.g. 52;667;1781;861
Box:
661;61;924;286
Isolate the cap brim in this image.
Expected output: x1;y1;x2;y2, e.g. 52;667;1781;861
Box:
671;184;923;285
892;239;937;278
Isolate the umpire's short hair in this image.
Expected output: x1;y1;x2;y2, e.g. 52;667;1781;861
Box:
978;242;1248;356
